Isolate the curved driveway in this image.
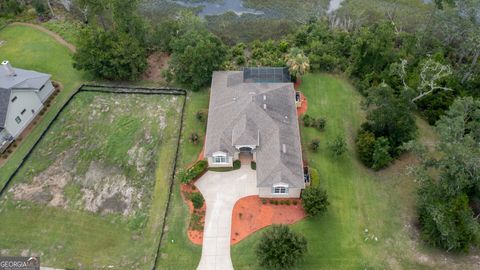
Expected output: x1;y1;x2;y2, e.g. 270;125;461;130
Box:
195;166;258;270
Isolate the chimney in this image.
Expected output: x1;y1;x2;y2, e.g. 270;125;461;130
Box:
282;144;287;154
2;60;16;76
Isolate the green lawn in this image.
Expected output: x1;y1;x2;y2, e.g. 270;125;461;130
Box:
0;92;184;269
0;24;85;191
231;74;476;269
155;90;209;269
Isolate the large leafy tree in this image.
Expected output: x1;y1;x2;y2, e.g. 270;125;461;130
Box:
73;0;148;80
73;28;147;80
348;22;397;79
363;84;417;153
256;225;307;270
410;97;480;251
169;30;226;91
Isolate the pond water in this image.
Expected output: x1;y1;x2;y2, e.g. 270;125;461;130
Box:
168;0;344;17
169;0;264;17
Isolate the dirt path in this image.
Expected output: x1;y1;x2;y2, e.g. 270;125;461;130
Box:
10;22;76;53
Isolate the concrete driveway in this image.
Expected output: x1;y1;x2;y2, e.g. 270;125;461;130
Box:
195;166;258;270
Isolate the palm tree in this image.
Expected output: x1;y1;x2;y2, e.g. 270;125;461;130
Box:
286;47;310;81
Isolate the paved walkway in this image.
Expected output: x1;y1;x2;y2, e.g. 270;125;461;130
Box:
195;166;258;270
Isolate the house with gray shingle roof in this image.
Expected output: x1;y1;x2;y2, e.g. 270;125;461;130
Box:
0;60;55;153
205;68;305;198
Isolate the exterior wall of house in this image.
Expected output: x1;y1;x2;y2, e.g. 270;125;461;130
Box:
207;155;234;167
37;80;55;103
5;90;43;138
258;187;302;198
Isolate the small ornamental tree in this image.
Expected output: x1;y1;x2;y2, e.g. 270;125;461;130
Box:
256;225;307;270
301;186;329;216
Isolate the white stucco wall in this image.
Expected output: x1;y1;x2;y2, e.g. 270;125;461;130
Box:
37;80;55;103
207;156;234;167
5;90;43;138
258;187;302;198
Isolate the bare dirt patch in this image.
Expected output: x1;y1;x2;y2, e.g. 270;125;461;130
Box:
8;93;179;217
142;52;170;82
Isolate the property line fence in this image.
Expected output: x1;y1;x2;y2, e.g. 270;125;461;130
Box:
0;84;189;270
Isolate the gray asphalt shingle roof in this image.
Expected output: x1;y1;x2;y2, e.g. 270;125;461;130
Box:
0;88;11;129
0;65;51;128
205;71;305;189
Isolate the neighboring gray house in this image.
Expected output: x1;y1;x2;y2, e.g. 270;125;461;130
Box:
0;60;55;153
205;67;305;198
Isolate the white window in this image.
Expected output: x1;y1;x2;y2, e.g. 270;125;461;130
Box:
213;155;227;163
15;116;21;124
273;185;288;194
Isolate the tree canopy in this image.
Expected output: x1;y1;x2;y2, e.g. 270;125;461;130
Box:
256;225;307;270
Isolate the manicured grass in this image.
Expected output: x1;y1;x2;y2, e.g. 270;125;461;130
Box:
231;74;467;269
0;92;184;269
155;90;209;269
0;24;85;190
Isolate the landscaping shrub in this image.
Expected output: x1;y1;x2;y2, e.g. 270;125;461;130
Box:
356;129;376;168
179;160;208;184
256;225;307;270
195;111;207;122
189;132;199;144
301;186;329;216
251;161;256;170
261;198;267;204
303;115;326;131
328;136;347;158
302;114;313;127
309;138;320;151
233;160;241;169
312;117;326;131
190;192;204;209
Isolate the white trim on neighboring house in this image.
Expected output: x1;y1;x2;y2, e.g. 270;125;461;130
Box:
212;151;228;164
272;184;289;194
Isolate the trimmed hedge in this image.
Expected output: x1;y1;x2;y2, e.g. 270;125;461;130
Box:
179;160;208;184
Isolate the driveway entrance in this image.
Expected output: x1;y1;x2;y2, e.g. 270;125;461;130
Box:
195;165;258;270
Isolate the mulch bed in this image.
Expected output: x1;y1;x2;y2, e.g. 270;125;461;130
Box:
180;182;206;245
231;195;306;245
296;91;308;116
